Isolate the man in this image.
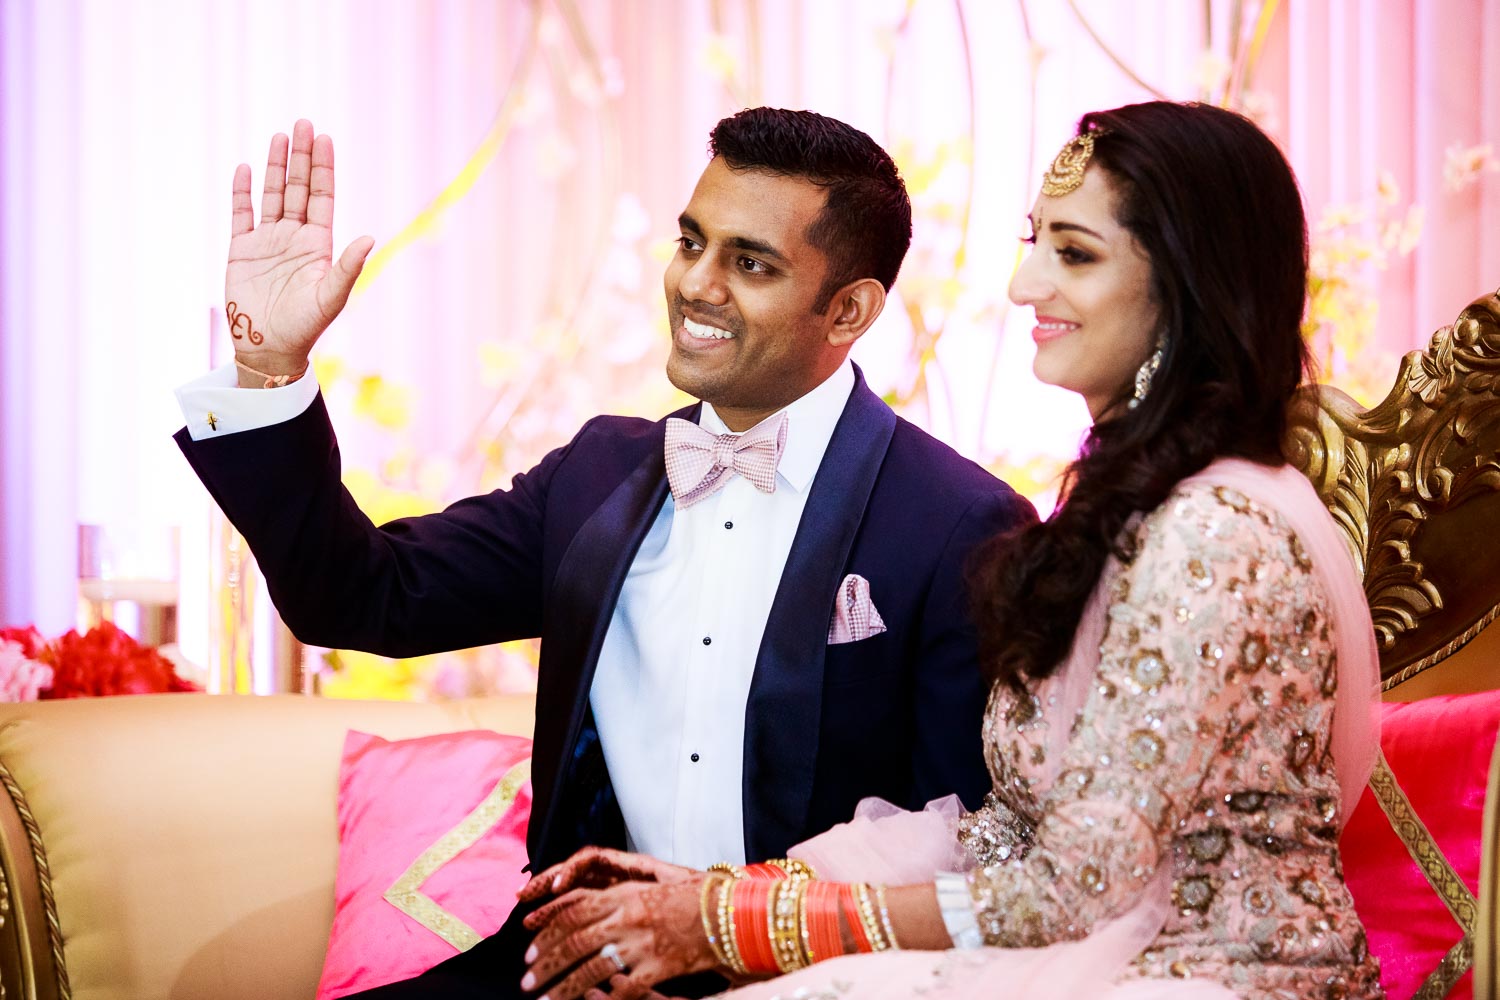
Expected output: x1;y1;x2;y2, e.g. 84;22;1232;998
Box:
176;108;1034;997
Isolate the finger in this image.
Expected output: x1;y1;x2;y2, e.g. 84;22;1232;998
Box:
537;953;627;1000
283;118;314;223
306;132;336;229
520;847;616;904
526;924;614;991
260;132;288;222
521;852;596;900
527;887;610;944
524;886;594;932
231;164;254;237
553;848;668;894
603;974;658;999
317;236;374;319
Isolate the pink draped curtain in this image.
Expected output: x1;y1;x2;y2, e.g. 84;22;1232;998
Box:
2;1;1497;680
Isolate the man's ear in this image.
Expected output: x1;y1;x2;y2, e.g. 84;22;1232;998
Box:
825;278;888;349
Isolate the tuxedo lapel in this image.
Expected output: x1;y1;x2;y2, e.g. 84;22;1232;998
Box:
529;407;693;861
742;370;897;857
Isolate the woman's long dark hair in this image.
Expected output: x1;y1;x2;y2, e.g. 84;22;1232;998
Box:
972;101;1311;692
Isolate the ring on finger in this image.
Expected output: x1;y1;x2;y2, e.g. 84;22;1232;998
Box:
600;942;628;974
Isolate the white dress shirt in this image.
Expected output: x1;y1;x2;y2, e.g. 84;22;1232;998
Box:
590;361;853;868
175;359;854;868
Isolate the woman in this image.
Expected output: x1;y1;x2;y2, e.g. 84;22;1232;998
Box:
517;101;1384;1000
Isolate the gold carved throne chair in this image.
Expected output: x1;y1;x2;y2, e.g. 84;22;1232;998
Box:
1287;287;1500;999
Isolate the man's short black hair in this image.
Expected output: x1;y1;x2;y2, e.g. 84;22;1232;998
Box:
708;107;913;311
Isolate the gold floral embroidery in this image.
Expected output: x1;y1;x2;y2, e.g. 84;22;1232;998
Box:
969;485;1382;997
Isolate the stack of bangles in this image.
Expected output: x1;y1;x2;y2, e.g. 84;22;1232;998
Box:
699;858;900;975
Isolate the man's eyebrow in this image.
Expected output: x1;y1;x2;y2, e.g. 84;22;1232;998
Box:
677;212;790;265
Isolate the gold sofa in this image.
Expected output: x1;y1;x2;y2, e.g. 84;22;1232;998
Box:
0;692;534;1000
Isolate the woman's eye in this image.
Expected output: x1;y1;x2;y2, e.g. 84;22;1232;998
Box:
1059;246;1094;265
1020;233;1037;245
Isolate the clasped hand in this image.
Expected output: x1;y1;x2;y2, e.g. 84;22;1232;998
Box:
518;847;717;1000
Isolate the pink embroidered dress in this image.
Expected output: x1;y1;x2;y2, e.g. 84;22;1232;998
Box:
724;461;1384;1000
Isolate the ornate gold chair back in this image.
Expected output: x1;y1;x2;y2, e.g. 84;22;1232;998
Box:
1286;287;1500;999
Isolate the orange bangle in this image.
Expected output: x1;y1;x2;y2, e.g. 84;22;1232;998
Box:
842;883;873;952
803;881;845;964
732;879;778;974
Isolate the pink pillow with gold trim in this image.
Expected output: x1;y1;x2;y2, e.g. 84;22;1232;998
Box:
316;729;533;999
1341;690;1500;1000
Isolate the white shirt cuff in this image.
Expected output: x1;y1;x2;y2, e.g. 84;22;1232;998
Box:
175;362;320;441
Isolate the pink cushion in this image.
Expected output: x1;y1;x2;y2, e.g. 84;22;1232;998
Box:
316;729;534;999
1341;689;1500;1000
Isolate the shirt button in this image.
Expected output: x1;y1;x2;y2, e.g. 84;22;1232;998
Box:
702;636;712;646
724;521;734;529
690;753;700;763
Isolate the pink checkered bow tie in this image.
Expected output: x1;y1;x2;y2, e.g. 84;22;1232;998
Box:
664;413;789;509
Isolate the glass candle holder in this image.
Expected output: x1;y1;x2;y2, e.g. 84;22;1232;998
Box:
77;523;181;648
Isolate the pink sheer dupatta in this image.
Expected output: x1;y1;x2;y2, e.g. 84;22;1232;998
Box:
744;460;1381;1000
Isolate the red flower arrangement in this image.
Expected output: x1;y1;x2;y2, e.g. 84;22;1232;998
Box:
0;622;200;700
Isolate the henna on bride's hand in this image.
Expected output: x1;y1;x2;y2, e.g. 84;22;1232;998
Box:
524;878;715;1000
525;885;608;932
520;846;693;908
584;974;681;1000
225;301;264;345
640;881;710;971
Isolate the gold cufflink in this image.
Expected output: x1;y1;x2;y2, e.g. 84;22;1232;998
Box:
207;412;219;431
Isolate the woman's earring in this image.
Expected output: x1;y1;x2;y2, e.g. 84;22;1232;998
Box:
1128;337;1165;410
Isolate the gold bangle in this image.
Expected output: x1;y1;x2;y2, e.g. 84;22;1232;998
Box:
797;872;816;965
768;857;817;882
769;878;810;972
702;875;732;970
708;861;743;879
718;876;748;975
873;884;901;951
854;882;889;952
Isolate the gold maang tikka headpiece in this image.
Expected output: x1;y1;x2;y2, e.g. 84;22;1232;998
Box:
1040;129;1107;197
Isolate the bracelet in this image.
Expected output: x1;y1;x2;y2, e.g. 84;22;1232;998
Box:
934;871;984;949
767;857;817;881
854;882;892;952
701;875;733;971
733;879;777;974
873;884;901;951
235;356;308;389
802;880;845;964
842;882;874;953
711;858;817;882
769;878;811;972
714;875;748;975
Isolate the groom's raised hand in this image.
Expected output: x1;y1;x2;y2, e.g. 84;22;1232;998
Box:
225;118;374;387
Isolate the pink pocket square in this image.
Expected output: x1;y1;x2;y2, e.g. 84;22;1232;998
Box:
828;573;888;644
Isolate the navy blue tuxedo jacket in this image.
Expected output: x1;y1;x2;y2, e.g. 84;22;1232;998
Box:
176;367;1034;871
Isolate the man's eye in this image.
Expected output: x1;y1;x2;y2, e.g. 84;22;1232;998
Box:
739;257;769;274
677;236;703;253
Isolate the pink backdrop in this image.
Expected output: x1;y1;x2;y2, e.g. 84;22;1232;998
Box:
2;1;1497;682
